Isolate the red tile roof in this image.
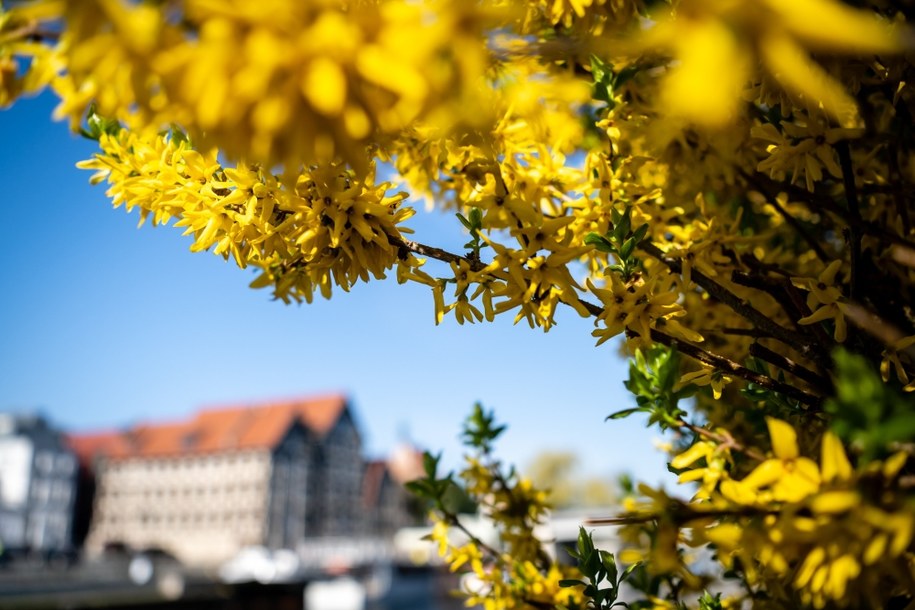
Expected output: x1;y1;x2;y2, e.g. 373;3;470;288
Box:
66;431;130;467
68;394;348;460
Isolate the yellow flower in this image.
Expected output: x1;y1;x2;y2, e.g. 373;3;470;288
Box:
453;296;484;325
880;335;915;392
588;272;685;347
678;365;732;400
621;0;902;128
753;119;863;192
737;418;820;503
819;431;852;484
670;439;731;499
793;260;848;341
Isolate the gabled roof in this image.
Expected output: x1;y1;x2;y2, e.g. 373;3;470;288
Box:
66;430;130;468
68;394;348;461
362;446;425;508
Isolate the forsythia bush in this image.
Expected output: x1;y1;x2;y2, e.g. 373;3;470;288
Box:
3;0;915;607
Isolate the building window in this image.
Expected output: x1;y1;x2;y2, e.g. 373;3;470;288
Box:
55;454;75;475
35;451;54;474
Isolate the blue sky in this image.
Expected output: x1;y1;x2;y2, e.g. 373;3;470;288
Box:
0;91;671;487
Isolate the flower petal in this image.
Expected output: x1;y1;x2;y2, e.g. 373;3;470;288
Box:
767;417;799;459
820;431;852;483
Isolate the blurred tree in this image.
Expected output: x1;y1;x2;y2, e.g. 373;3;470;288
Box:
526;451;617;508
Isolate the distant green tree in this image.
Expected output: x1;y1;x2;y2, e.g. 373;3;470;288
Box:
526;451;617;509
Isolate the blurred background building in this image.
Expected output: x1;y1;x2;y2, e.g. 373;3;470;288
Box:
61;394;422;567
0;413;78;557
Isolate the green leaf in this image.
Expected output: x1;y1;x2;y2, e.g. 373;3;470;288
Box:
607;407;641;420
613;208;632;242
468;207;483;229
698;591;724;610
577;526;594;558
405;480;433;498
585;232;615;253
559;579;586;588
461;402;507;452
590;55;609;84
456;213;473;230
168;124;191;147
422;451;441;478
601;550;618;584
631;223;649;245
619;237;636;260
590;55;614;103
620;561;642;582
613;64;640;89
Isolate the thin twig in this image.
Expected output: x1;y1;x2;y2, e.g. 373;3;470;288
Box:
766;187;831;262
677;420;767;462
748;343;831;392
390;235;487;272
649;329;822;408
730;271;807;331
836;141;863;304
748;171;915;250
888;106;913;236
445;512;503;559
0;22;59;45
640;241;821;360
717;327;771;338
585;505;778;527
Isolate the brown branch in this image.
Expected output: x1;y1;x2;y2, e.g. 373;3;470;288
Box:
577;294;823;406
730;270;807;331
766;186;831;262
890;243;915;269
389;235;487;272
444;512;503;559
747;170;915;250
392;233;826;406
748;343;831;392
888;105;913;236
742;169;847;219
649;329;822;408
844;302;915;361
718;327;771;338
836;141;863;304
0;21;59;45
585;504;778;527
640;241;822;360
677;420;767;462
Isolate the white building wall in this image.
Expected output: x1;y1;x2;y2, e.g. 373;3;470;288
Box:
87;450;272;566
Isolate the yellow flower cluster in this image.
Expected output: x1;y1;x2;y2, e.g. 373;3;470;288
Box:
515;0;642;34
14;0;494;171
77;126;422;303
627;0;903;128
426;415;584;610
589;272;700;350
641;418;915;608
0;2;59;106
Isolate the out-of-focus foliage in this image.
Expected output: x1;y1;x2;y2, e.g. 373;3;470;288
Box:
412;405;590;610
526;451;617;508
4;0;915;606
